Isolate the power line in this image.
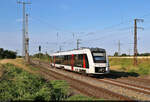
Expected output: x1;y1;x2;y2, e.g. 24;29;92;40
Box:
74;12;150;42
30;11;150;53
30;16;73;34
82;28;131;43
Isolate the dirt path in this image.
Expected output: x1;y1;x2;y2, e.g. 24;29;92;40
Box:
0;58;38;74
0;64;3;78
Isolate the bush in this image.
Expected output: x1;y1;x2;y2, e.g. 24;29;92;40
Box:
114;52;119;56
0;48;17;59
50;80;70;100
0;64;70;101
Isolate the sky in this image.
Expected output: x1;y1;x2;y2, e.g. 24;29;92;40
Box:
0;0;150;55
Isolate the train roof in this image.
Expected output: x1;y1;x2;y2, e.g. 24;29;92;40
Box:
51;47;105;56
90;48;105;52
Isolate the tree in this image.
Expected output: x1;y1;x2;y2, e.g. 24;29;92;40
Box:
114;52;119;56
121;53;127;56
0;48;17;59
0;48;4;59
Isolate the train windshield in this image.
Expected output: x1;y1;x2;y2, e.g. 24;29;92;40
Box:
92;52;106;63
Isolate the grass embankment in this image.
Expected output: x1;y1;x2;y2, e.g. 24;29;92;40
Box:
0;63;70;101
109;58;150;75
0;59;101;101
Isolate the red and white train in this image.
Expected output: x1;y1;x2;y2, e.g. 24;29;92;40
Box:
50;48;109;75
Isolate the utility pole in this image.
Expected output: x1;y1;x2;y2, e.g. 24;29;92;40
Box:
56;32;59;51
118;40;121;56
77;39;81;49
25;14;30;63
72;33;75;39
57;32;59;40
128;48;131;56
59;45;62;52
134;19;144;66
39;45;41;64
17;1;31;58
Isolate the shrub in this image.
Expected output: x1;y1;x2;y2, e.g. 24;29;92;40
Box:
0;48;17;59
0;64;70;101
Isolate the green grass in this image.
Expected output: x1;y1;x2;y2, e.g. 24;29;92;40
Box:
109;58;150;75
67;95;94;101
67;95;104;101
0;63;70;101
26;63;40;71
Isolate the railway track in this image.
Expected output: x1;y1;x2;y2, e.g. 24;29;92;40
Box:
108;72;150;85
30;60;132;101
125;76;150;84
98;78;150;95
31;59;150;100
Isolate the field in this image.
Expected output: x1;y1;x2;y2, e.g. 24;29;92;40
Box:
109;57;150;76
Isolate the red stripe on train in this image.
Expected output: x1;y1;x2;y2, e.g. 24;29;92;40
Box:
71;54;74;71
83;55;86;68
54;56;55;67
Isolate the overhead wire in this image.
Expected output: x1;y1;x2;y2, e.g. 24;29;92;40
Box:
29;11;150;53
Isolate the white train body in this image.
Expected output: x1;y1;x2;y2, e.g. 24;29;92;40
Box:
50;48;109;75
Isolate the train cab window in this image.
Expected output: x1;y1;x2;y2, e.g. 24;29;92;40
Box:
92;52;106;63
94;56;105;61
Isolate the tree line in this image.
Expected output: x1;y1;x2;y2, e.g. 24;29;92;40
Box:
0;48;17;59
114;52;150;56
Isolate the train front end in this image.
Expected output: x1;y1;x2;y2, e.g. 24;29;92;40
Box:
90;48;109;74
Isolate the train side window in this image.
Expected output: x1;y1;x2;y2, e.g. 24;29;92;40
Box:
63;55;68;65
55;56;61;64
55;56;58;64
55;56;57;64
68;55;71;65
74;54;89;68
54;54;89;68
51;56;53;63
74;54;82;67
62;55;71;65
60;55;64;64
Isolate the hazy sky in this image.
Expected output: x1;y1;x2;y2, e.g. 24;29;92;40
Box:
0;0;150;55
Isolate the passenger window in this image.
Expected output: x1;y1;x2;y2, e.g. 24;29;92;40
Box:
74;54;89;68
